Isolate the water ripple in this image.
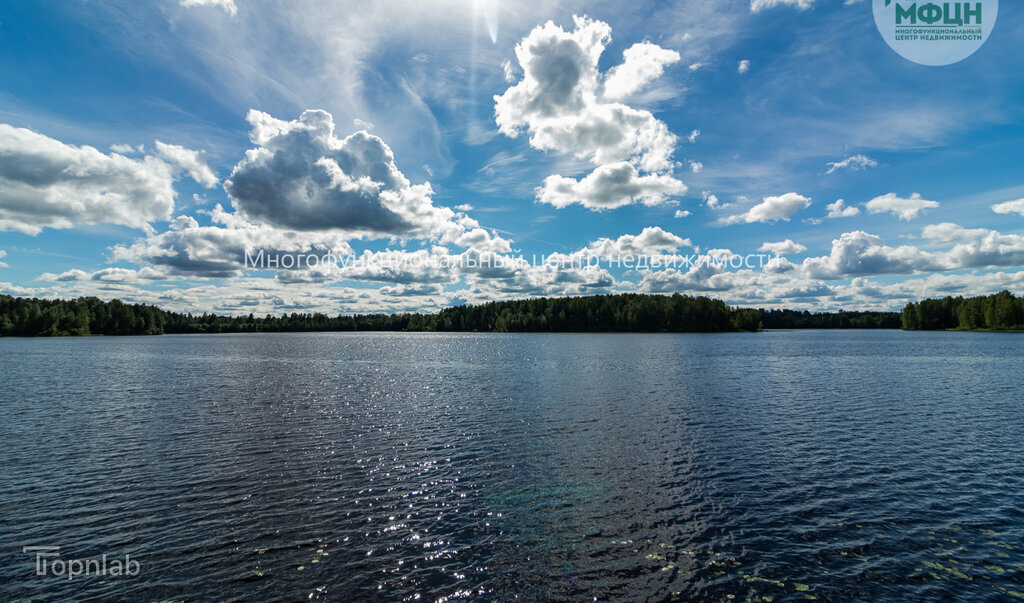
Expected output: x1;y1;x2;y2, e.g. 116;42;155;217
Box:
1;331;1022;600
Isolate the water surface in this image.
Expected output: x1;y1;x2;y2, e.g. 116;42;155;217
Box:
1;331;1022;600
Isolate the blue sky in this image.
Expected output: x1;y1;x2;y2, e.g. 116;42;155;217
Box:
1;0;1022;314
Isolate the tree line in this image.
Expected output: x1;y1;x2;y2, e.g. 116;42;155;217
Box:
758;308;901;329
901;290;1024;331
1;292;905;337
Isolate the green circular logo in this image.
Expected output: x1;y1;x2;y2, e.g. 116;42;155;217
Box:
873;0;998;66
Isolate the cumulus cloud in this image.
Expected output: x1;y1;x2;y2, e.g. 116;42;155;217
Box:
582;226;692;260
758;239;807;255
536;161;686;210
331;248;462;285
991;198;1024;216
38;266;168;284
105;108;514;284
0;249;6;268
703;192;728;209
750;0;816;12
674;209;691;218
179;0;237;16
722;192;811;225
460;260;615;301
826;198;860;218
154;141;218;188
380;283;445;297
112;203;510;280
801;231;944;279
927;224;1024;269
865;192;939;220
764;256;798;273
688;129;700;143
920;222;991;243
799;225;1024;281
109;205;355;278
494;16;685;211
737;60;751;74
637;252;763;294
226;109;458;237
453;227;513;254
0;123;175;235
603;41;681;100
826;154;877;174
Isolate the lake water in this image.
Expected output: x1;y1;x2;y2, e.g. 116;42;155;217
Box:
1;331;1022;601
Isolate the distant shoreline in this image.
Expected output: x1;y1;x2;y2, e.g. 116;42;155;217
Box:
1;292;899;337
4;290;1021;338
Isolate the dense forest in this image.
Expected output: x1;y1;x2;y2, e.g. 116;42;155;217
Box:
0;292;904;337
901;290;1024;331
759;309;900;329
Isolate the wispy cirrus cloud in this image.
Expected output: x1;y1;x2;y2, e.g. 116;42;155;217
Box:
826;154;877;174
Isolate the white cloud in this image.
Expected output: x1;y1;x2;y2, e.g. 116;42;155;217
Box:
603;41;682;101
154;141;218;188
454;203;474;211
581;227;692;260
454;228;513;254
865;192;939;220
379;283;445;297
826;198;860;218
38;266;169;285
0;249;6;268
927;224;1024;269
674;209;691;218
0;123;176;235
689;161;703;173
764;256;798;274
495;16;686;212
801;231;944;279
226;109;458;237
688;129;700;143
991;198;1024;216
750;0;816;12
799;225;1024;281
502;59;517;83
179;0;237;16
920;222;991;243
703;192;728;209
537;162;687;210
722;192;811;225
826;154;877;174
110;204;355;278
758;239;807;255
688;63;704;72
737;60;751;74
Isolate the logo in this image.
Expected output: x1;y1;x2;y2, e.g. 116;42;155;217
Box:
873;0;998;66
24;546;141;580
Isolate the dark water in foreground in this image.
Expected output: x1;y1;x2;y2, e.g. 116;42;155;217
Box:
0;331;1022;601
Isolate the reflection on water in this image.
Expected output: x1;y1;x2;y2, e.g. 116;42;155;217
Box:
0;331;1022;600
